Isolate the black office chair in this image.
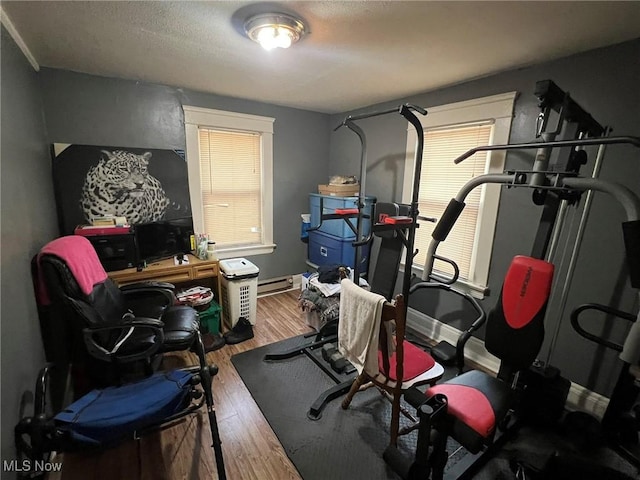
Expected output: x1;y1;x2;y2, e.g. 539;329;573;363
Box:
33;236;204;394
29;235;226;477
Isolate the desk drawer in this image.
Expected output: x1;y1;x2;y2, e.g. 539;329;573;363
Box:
156;271;194;284
194;263;218;279
115;269;193;285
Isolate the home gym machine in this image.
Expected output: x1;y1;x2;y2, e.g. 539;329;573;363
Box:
384;79;640;479
264;103;451;419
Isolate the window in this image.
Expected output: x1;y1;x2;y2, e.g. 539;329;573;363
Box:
184;106;276;257
402;92;517;295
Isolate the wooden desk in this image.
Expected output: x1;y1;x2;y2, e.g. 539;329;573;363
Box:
109;254;221;303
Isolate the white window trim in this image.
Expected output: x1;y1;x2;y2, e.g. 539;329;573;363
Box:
402;92;517;297
183;106;276;258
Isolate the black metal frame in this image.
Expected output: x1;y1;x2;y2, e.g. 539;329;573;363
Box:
265;103;434;419
385;79;640;480
570;303;640;468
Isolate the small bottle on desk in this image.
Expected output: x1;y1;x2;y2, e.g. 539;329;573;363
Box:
206;241;218;261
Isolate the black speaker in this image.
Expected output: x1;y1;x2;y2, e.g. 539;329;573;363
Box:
86;233;137;271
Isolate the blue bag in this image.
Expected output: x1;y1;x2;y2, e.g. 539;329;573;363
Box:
54;370;192;446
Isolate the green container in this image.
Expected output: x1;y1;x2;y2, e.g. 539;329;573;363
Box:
198;300;221;335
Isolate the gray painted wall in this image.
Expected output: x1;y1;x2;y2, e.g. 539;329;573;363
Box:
2;30;638;472
1;26;59;467
39;68;331;280
1;37;331;464
328;39;640;396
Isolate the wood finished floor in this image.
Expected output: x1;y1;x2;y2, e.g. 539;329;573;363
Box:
53;290;308;480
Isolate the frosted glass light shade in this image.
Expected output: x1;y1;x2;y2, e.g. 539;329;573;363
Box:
244;13;307;50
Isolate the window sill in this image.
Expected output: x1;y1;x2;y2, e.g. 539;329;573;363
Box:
217;243;276;259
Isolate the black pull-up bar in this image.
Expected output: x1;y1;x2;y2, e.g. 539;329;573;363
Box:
334;103;428;310
334;103;427;130
453;135;640;165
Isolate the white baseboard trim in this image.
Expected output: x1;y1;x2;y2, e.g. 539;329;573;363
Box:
406;307;610;419
567;381;609;420
407;307;501;374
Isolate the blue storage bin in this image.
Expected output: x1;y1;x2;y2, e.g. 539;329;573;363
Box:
308;230;370;272
309;194;376;239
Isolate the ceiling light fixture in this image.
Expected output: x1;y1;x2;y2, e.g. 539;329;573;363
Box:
244;13;307;51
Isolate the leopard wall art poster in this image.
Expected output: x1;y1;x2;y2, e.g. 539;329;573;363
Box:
52;144;192;235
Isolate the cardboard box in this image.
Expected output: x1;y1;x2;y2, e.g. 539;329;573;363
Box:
318;184;360;196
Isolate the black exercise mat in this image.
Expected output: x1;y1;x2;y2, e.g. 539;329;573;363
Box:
231;335;637;480
231;335;511;480
232;335;417;479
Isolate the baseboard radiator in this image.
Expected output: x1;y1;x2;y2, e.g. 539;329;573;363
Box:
257;275;294;295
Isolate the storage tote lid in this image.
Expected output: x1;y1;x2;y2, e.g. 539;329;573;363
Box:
309;193;376;201
219;258;259;278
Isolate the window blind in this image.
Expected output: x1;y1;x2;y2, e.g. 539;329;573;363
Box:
415;123;493;279
198;128;262;247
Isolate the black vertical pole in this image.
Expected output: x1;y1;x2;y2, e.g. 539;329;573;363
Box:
398;105;427;314
344;120;366;283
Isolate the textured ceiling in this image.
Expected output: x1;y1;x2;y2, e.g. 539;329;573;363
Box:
2;1;640;113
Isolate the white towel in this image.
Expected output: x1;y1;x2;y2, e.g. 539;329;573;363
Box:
338;278;386;376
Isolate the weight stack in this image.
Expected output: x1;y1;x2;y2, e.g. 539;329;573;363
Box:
519;363;571;427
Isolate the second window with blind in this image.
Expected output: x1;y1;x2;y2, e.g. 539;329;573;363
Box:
403;92;517;296
184;106;276;257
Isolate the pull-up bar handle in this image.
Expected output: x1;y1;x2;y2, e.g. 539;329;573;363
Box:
334;103;427;130
454;136;640;164
404;103;428;115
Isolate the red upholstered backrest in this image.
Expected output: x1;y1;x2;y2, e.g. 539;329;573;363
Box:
485;256;554;371
502;256;555;329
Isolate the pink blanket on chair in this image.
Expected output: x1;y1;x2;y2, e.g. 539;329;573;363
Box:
36;236;108;305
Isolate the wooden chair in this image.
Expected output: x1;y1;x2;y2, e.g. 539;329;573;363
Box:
339;279;444;446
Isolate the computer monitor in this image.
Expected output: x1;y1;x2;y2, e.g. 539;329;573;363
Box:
135;217;194;263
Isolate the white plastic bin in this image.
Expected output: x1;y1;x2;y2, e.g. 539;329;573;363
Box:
219;258;259;328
